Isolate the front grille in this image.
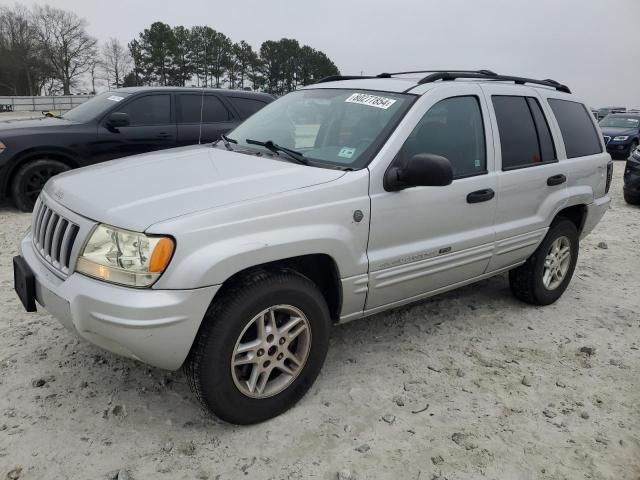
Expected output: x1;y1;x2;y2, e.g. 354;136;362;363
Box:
32;198;80;275
604;136;611;145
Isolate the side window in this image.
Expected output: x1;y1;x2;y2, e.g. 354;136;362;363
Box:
492;95;556;169
177;94;231;124
118;94;170;126
400;96;486;178
547;98;603;158
229;97;268;118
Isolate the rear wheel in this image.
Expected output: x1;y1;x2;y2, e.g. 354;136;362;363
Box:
11;159;70;212
185;269;331;424
509;219;579;305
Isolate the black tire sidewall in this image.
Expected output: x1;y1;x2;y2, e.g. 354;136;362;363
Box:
11;159;70;212
530;220;579;304
195;273;331;424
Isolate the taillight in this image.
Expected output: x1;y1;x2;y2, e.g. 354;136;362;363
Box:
605;161;613;194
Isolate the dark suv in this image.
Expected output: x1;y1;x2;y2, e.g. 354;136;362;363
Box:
0;87;273;211
624;145;640;205
599;113;640;160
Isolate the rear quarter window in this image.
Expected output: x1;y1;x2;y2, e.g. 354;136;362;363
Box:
547;99;603;158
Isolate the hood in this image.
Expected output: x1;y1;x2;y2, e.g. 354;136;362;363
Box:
45;145;346;231
0;117;74;135
600;126;637;137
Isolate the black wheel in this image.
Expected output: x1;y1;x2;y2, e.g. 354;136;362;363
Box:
11;159;70;212
185;269;331;424
624;191;640;205
509;219;579;305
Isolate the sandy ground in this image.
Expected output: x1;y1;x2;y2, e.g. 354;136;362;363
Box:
0;162;638;480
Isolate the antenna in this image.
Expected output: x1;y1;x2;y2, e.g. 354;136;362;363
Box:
198;86;205;145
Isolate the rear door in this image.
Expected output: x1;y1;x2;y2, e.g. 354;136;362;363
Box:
480;84;567;271
95;93;176;162
175;93;237;146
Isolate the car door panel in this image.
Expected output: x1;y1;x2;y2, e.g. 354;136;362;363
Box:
94;93;176;162
175;94;237;146
479;85;568;272
366;84;497;310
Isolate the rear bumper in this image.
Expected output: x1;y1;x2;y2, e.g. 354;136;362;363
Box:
580;195;611;239
20;232;218;370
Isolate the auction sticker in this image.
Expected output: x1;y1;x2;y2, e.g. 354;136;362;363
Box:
345;93;396;110
338;147;356;159
107;95;124;102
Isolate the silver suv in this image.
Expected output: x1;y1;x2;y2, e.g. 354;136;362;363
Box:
13;70;612;424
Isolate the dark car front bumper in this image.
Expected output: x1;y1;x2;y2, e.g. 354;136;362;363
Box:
606;142;634;158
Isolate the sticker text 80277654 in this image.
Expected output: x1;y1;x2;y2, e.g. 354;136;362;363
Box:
345;93;397;110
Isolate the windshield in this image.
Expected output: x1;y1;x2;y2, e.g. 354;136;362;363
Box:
226;89;414;168
599;116;640;129
62;91;131;123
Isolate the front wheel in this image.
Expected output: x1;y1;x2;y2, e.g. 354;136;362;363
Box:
11;159;70;212
509;219;579;305
185;270;331;424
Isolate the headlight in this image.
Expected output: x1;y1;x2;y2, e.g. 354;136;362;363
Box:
0;141;6;153
76;224;174;287
613;136;629;141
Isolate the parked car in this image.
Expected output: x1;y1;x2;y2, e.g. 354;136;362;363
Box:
0;87;273;211
14;70;611;424
596;106;626;120
599;113;640;160
623;144;640;204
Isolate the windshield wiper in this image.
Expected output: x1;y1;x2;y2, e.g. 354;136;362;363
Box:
245;138;309;165
215;133;237;150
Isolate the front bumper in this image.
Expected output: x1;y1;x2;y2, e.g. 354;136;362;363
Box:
605;143;633;157
580;195;611;239
19;231;219;370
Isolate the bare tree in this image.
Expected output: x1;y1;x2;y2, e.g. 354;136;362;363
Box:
102;37;131;89
33;5;97;95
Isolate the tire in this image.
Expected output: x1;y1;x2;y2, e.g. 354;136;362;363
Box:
509;219;579;305
624;191;640;205
184;269;331;424
629;141;638;160
11;159;70;212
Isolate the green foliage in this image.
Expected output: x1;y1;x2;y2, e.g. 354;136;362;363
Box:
128;25;339;93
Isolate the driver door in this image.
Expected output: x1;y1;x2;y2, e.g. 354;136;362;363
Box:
366;84;497;310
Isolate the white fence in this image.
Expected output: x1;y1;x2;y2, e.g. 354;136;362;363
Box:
0;95;93;113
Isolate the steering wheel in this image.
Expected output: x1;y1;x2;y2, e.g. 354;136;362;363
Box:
354;138;374;150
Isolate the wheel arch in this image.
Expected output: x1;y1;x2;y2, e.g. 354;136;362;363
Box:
554;203;587;233
214;254;343;323
2;147;80;199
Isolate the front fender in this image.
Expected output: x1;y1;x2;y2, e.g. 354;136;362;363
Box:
149;170;371;290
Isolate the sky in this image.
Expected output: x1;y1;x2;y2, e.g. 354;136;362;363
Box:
15;0;640;108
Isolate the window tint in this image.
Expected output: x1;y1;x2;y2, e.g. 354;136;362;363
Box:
176;94;231;124
229;97;268;118
399;96;486;178
492;95;556;169
548;99;603;158
119;94;170;125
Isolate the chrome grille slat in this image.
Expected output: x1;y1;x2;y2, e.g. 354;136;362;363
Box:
31;197;80;276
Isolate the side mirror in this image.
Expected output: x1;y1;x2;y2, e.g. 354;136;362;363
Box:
107;112;130;128
385;153;453;191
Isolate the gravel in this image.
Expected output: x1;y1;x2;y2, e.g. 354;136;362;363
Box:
0;162;638;479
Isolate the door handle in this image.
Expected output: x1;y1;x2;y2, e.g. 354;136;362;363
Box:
157;132;171;138
547;174;567;186
466;188;495;204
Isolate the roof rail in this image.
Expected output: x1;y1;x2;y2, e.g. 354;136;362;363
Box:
417;71;571;93
376;69;497;78
314;70;571;94
315;75;375;84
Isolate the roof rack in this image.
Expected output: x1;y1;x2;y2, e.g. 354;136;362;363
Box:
416;71;571;93
314;70;571;94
